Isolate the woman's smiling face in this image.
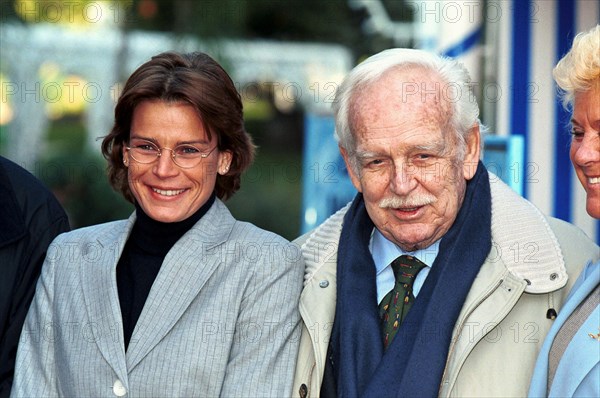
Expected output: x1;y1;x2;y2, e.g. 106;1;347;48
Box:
123;100;231;223
570;86;600;219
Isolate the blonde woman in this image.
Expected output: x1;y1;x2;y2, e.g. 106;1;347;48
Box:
528;25;600;398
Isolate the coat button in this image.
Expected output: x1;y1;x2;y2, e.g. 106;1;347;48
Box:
319;280;329;288
546;308;557;320
299;383;308;398
113;379;127;396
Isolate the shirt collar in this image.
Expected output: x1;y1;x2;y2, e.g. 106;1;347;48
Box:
370;228;440;274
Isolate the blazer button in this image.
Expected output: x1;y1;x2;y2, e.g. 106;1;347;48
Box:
299;383;308;398
113;379;127;396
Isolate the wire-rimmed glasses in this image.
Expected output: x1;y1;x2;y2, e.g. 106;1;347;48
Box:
125;139;217;169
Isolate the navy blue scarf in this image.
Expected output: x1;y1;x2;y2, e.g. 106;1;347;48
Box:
330;162;491;397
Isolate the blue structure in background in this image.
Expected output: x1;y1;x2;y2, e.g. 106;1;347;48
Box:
301;114;355;234
301;114;526;233
482;135;525;196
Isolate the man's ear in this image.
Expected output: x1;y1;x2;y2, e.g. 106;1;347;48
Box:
463;124;481;180
339;145;362;193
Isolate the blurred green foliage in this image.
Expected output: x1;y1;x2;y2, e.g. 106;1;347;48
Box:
1;0;414;57
227;113;304;240
38;117;134;229
0;0;414;239
227;150;302;240
124;0;413;58
0;126;6;153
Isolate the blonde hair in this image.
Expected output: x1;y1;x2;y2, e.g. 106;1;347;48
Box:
553;24;600;109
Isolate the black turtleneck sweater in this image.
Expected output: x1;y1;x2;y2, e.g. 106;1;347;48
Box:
116;194;215;350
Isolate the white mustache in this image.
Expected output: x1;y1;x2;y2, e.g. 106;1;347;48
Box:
379;194;436;209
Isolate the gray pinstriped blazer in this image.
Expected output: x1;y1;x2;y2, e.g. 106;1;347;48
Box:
11;199;304;397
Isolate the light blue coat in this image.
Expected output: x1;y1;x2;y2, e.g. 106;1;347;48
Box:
529;260;600;397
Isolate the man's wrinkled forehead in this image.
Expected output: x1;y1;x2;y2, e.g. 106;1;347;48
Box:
349;65;452;137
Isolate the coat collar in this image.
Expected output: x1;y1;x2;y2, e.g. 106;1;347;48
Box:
126;199;235;370
80;199;236;380
300;173;568;295
300;203;349;287
79;216;132;384
488;174;567;293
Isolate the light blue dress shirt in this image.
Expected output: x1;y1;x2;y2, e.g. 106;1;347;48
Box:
370;228;440;304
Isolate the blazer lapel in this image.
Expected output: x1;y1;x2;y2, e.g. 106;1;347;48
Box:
126;200;235;371
549;264;600;397
80;214;135;383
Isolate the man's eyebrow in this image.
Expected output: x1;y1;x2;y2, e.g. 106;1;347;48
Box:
412;143;441;151
355;142;446;156
354;150;386;160
412;141;449;153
